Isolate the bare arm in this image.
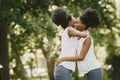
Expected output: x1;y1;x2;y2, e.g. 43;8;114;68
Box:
68;27;87;38
56;37;91;65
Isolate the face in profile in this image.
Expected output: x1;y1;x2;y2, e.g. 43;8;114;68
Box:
74;18;86;31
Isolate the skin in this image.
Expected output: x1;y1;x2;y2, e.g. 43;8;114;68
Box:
67;17;87;38
56;18;91;66
57;18;87;52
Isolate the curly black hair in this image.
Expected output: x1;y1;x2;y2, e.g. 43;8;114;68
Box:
52;8;72;29
79;8;101;30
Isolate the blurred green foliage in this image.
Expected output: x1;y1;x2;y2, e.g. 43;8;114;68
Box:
0;0;120;80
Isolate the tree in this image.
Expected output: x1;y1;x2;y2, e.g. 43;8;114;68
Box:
0;0;120;80
0;0;50;80
23;15;58;80
105;49;120;80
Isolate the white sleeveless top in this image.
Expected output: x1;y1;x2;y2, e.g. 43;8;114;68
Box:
59;27;78;71
77;35;101;74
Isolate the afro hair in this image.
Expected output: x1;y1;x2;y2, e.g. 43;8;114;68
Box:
52;8;72;29
80;8;101;29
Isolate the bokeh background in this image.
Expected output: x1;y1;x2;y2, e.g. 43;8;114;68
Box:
0;0;120;80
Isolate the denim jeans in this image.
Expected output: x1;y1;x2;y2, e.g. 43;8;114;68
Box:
54;65;72;80
86;68;103;80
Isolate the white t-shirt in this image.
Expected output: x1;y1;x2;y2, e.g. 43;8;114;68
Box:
77;35;101;74
59;27;78;71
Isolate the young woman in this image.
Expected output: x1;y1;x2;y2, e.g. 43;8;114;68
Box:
52;8;87;80
56;8;103;80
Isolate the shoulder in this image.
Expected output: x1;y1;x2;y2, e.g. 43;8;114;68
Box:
83;36;92;45
62;27;71;38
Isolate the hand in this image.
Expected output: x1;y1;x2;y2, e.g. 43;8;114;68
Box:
55;58;63;66
57;44;61;51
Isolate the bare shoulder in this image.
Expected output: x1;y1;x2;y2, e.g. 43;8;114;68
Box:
84;37;91;44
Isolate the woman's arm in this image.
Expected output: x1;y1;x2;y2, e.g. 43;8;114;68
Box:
68;27;87;38
56;37;91;65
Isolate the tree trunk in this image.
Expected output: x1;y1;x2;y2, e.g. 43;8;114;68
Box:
46;58;55;80
0;23;9;80
43;39;55;80
10;37;28;80
42;50;55;80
